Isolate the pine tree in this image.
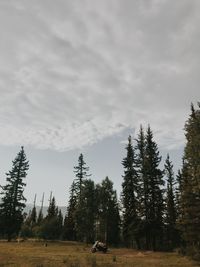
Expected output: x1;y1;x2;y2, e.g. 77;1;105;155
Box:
144;126;164;250
37;193;44;225
40;195;61;240
73;153;91;241
121;135;140;248
135;126;164;250
74;153;91;201
46;196;58;219
135;125;147;246
164;154;177;249
179;103;200;258
80;179;96;243
0;146;29;241
63;182;77;241
176;169;183;221
96;177;120;245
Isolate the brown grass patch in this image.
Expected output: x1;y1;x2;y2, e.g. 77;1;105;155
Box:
0;240;199;267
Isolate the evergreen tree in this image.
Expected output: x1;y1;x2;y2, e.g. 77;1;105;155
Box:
96;177;120;245
74;153;91;201
0;146;29;241
57;209;63;238
80;179;96;243
46;196;58;219
121;135;140;248
37;193;44;225
144;126;164;250
135;126;164;250
176;169;183;220
63;182;77;240
179;103;200;258
40;196;61;240
74;179;96;242
135;125;147;246
164;154;177;249
73;154;91;241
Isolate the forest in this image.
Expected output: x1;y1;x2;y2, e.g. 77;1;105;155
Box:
0;103;200;261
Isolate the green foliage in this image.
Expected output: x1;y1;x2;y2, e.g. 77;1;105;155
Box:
63;182;77;241
0;146;29;240
136;127;164;250
164;154;179;249
178;103;200;258
122;135;140;248
74;153;91;201
96;177;121;245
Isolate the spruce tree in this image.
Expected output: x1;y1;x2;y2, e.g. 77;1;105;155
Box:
179;103;200;258
135;125;147;246
144;126;164;250
74;153;91;200
80;179;96;243
73;153;91;241
121;135;140;248
37;193;44;225
164;154;177;249
63;182;77;241
40;196;61;240
135;126;164;250
0;146;29;241
96;177;120;245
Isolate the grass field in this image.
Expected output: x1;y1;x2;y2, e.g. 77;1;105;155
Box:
0;241;199;267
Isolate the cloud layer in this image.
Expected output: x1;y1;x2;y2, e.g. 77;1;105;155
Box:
0;0;199;151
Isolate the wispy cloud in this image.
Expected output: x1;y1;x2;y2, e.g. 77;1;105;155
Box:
0;0;199;151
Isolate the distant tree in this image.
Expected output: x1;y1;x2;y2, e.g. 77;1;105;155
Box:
46;196;58;219
121;135;140;248
0;146;29;241
164;154;177;249
21;195;37;238
40;196;61;240
178;103;200;258
37;193;44;225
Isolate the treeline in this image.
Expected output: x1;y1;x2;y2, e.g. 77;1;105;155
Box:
0;103;200;260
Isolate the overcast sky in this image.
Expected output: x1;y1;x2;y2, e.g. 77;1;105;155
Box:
0;0;199;206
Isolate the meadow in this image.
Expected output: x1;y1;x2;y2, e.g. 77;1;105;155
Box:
0;241;199;267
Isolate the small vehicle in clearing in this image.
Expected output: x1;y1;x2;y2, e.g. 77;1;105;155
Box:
91;241;108;253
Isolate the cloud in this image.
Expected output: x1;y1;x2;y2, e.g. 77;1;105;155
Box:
0;0;199;151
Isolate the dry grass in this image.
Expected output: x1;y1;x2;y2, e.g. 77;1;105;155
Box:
0;240;199;267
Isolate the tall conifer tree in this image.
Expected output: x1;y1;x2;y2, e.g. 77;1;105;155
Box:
74;153;91;201
0;146;29;241
179;103;200;257
164;154;177;249
63;182;77;240
122;135;140;248
96;177;120;245
144;126;164;250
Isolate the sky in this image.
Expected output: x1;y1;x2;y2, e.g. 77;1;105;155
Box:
0;0;199;207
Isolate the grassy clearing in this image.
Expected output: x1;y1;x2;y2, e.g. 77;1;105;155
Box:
0;241;199;267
